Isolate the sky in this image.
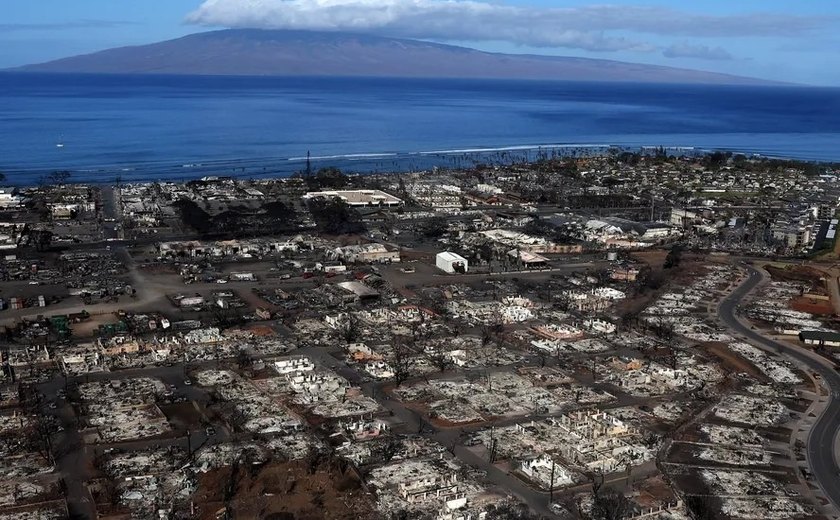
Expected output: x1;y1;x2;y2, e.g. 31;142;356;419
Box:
1;0;839;85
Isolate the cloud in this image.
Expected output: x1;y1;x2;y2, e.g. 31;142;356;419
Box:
663;43;733;61
186;0;837;52
0;20;139;32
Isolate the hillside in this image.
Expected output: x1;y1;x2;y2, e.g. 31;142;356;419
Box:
13;29;774;84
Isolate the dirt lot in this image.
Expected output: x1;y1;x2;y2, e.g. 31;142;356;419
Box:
701;342;768;382
630;250;668;273
765;264;826;294
159;401;206;431
192;458;376;520
790;296;835;316
633;475;679;509
613;254;713;318
68;312;127;338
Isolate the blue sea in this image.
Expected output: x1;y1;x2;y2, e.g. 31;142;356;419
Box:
1;72;839;185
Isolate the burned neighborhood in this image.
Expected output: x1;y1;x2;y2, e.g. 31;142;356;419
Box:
2;151;840;520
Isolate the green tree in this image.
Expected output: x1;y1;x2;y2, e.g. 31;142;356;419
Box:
261;200;296;221
523;217;555;238
304;166;349;190
30;229;54;252
389;341;414;387
684;495;715;520
426;350;453;373
418;216;449;238
340;313;361;344
591;488;633;520
172;199;212;235
212;210;245;235
48;170;72;185
664;245;683;269
485;502;541;519
704;151;729;170
306;197;365;235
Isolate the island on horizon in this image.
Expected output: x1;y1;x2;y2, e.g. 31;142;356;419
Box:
3;0;840;517
10;29;785;85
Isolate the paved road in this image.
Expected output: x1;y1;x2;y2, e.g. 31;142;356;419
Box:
302;345;666;517
100;185;120;241
719;266;840;513
299;346;561;514
36;361;221;519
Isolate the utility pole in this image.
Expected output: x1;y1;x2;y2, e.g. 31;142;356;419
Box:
549;459;556;503
305;151;312;178
650;192;655;222
489;426;497;463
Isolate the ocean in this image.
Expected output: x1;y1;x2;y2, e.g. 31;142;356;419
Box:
1;72;839;185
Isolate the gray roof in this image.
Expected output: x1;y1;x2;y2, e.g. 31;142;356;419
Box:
799;330;840;342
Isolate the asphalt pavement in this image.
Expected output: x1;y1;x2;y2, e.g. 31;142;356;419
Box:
719;266;840;514
100;185;120;240
36;362;220;519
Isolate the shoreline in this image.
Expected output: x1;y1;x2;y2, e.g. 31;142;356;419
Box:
2;144;837;187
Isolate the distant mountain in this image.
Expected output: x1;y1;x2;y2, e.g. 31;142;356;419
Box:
13;29;775;85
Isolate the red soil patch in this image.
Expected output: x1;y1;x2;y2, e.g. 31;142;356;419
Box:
765;264;826;294
791;296;835;316
701;342;768;382
193;459;376;520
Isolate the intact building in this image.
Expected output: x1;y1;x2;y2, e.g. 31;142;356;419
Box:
799;330;840;348
670;208;699;228
0;188;23;208
436;252;468;274
772;226;811;249
332;243;401;263
302;189;402;207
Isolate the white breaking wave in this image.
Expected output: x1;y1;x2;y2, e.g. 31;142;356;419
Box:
288;153;398;161
419;144;613;155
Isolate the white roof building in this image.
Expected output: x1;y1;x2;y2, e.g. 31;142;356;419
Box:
436;252;469;274
302;189;402;207
0;188;23;208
